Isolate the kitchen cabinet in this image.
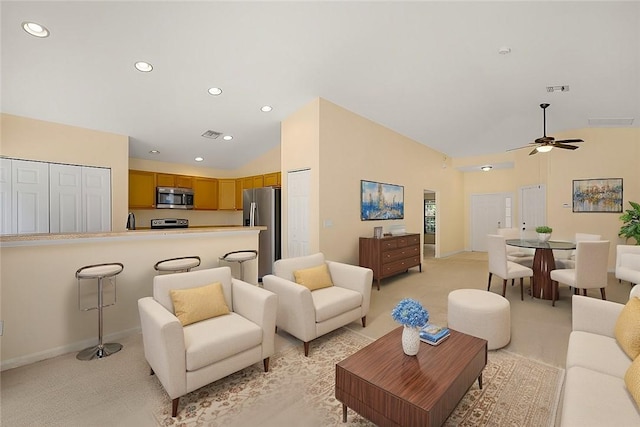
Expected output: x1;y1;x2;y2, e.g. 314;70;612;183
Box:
359;233;422;290
156;173;193;189
218;179;236;210
193;177;218;210
235;178;243;211
263;172;279;187
129;170;156;208
252;175;264;188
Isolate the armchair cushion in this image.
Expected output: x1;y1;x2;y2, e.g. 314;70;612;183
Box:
184;312;263;371
614;297;640;359
621;253;640;270
170;282;230;326
312;286;363;322
293;264;334;291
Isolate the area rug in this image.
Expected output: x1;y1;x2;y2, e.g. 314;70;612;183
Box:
153;328;564;427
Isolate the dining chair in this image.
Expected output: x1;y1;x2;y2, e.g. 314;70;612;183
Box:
549;240;610;306
496;228;534;268
487;234;534;301
554;233;601;269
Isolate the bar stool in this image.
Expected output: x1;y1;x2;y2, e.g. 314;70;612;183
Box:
219;250;258;281
154;256;201;274
76;262;124;360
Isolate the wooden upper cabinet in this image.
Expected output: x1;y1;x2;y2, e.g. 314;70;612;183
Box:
129;170;156;209
242;176;253;191
263;172;279;187
235;178;244;210
253;175;264;188
193;177;218;210
156;173;193;189
218;179;236;210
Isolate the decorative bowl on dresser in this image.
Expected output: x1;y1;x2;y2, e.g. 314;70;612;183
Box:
359;233;421;290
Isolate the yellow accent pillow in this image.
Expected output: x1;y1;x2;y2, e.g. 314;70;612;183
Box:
625;354;640;407
293;264;333;291
170;282;230;326
614;297;640;360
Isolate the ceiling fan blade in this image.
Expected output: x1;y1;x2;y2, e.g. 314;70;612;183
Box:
507;145;532;152
553;143;579;150
556;138;583;144
535;136;555;144
529;147;539;156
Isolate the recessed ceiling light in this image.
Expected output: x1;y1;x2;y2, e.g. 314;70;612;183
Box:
149;150;160;154
498;47;511;55
536;145;553;153
223;135;233;141
22;21;49;38
261;105;273;112
195;157;204;162
480;165;493;172
208;87;222;96
134;61;153;72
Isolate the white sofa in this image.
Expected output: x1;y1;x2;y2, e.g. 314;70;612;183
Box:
616;244;640;286
560;285;640;426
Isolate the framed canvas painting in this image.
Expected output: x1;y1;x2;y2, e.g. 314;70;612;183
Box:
572;178;623;213
360;180;404;220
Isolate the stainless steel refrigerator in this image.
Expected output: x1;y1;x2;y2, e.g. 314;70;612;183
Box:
243;187;281;280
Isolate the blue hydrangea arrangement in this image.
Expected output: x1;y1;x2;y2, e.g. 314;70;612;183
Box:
391;298;429;328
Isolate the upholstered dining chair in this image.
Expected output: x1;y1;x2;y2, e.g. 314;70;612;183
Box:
487;234;534;301
549;240;610;306
496;227;534;268
554;233;601;269
262;253;372;356
615;244;640;286
138;267;277;417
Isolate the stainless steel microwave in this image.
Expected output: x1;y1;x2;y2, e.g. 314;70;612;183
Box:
156;187;194;209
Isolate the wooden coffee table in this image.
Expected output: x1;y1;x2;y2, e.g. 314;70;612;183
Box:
335;327;487;427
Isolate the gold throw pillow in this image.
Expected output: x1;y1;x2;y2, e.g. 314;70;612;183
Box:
615;297;640;360
293;264;334;291
624;354;640;407
170;282;230;326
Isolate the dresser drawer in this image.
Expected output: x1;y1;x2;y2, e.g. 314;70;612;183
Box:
382;246;420;263
382;256;421;276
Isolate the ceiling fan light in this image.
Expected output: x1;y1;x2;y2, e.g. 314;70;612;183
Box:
536;145;553;153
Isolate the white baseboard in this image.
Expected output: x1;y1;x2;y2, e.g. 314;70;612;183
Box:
1;327;141;371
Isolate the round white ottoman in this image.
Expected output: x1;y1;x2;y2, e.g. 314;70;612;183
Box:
447;289;511;350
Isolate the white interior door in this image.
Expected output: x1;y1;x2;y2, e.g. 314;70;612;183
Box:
50;163;82;233
12;159;49;234
519;184;546;237
287;168;310;258
471;192;514;251
83;166;111;232
0;158;12;235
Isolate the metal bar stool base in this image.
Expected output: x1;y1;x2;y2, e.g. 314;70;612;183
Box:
76;343;122;360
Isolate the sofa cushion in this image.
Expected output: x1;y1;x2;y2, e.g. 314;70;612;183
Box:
615;297;640;359
566;331;632;379
170;282;230;326
183;312;262;371
311;286;362;323
561;366;640;427
293;264;333;291
626;355;640;408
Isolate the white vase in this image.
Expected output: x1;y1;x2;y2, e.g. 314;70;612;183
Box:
402;325;421;356
538;233;551;243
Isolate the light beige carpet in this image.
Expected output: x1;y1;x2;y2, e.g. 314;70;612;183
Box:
153;327;564;427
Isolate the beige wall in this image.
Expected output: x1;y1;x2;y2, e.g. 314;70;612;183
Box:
1;114;129;231
457;127;640;267
282;98;467;264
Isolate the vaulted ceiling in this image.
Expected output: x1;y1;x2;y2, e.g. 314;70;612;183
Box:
2;1;639;170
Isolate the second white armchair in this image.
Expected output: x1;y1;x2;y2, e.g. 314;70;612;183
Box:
262;253;373;356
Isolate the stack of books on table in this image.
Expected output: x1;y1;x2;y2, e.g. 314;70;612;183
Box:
419;323;450;346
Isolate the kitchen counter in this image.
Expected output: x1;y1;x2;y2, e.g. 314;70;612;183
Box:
0;226;263;370
0;226;266;247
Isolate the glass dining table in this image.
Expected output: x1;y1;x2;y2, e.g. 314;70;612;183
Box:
506;239;576;300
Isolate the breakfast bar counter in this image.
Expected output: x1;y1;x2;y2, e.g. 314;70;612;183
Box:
0;226;264;370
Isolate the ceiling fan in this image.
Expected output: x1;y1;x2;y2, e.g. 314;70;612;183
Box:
511;103;583;155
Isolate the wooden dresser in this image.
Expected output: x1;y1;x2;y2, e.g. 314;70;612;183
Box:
359;233;421;290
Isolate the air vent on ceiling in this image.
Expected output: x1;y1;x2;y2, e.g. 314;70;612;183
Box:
201;130;223;139
588;118;634;126
546;85;569;93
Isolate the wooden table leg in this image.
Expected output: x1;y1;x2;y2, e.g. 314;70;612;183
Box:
478;373;483;390
342;404;347;422
532;248;558;300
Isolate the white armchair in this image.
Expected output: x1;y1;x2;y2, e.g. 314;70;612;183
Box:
138;267;277;417
262;253;373;356
616;244;640;286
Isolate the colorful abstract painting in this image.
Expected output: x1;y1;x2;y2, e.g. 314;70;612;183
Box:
572;178;623;213
361;180;404;220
